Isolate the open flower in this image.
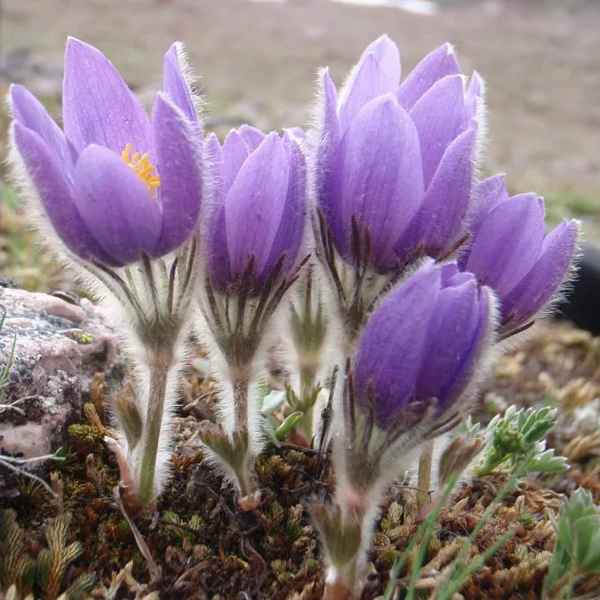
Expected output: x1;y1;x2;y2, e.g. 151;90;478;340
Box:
315;35;482;273
10;37;202;267
353;262;496;432
205;126;307;294
461;175;579;334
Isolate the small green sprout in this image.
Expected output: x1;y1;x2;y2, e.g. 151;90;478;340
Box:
474;405;568;477
260;388;304;444
543;488;600;599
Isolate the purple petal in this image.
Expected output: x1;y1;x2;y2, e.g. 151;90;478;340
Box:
204;133;230;290
416;277;490;404
468;174;509;233
208;202;230;292
463;71;484;126
12;122;116;264
284;127;306;142
264;136;307;276
225;134;290;282
338;35;401;134
63;37;151;155
10;84;74;178
409;75;466;187
418;127;476;255
317;69;342;244
354;265;441;428
73;145;162;264
152;93;203;255
503;220;579;326
397;43;460;111
222;130;250;196
465;194;545;297
162;42;199;126
336;95;424;271
205;133;224;206
238;124;266;152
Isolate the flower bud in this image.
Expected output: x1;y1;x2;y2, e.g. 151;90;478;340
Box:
462;176;579;334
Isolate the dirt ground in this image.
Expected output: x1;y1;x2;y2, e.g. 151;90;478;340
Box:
2;0;600;207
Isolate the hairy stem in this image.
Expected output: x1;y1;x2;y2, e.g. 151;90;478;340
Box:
137;352;173;507
417;441;434;513
230;369;258;498
231;368;250;436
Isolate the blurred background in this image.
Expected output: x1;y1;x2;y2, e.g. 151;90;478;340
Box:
1;0;599;292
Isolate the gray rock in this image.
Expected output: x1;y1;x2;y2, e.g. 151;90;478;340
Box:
0;288;117;462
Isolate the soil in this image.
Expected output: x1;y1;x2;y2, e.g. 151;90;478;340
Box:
1;321;600;600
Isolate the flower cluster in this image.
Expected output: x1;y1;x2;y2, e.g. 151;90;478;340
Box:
8;34;578;598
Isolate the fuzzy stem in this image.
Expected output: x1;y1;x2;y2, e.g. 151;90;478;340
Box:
230;368;258;498
231;368;250;436
416;441;433;513
137;352;173;507
324;569;354;600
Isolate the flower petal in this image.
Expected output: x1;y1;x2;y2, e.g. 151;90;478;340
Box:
503;220;579;327
417;277;491;405
409;74;466;187
336;95;423;271
338;35;401;134
72;145;162;264
465;194;545;297
152;93;203;255
222;130;250;196
12;122;116;264
263;133;307;276
468;173;509;234
10;84;75;178
397;43;460;111
354;264;441;428
204;133;231;290
224;133;290;283
63;37;151;154
417;127;476;256
464;71;484;126
316;69;343;244
205;132;224;206
162;42;198;125
238;124;266;152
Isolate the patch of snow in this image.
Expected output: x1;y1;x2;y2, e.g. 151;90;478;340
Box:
330;0;438;15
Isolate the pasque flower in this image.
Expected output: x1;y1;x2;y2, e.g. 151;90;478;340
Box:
9;37;204;509
10;37;202;267
316;262;497;598
461;175;579;335
315;35;482;274
353;261;495;434
205;126;306;294
198;126;308;502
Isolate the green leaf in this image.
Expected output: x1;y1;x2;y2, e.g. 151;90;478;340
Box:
275;411;304;441
260;390;286;416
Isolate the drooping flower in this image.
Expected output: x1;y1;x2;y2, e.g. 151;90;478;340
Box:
461;175;579;334
315;35;482;273
353;262;496;431
10;37;202;267
205;126;307;295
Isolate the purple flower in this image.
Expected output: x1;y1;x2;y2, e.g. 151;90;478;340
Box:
205;126;307;294
353;262;496;430
316;35;482;273
10;38;202;267
461;175;579;332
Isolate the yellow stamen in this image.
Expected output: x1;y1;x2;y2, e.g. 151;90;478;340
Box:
121;143;160;198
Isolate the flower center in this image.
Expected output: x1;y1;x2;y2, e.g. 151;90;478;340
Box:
121;143;160;198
